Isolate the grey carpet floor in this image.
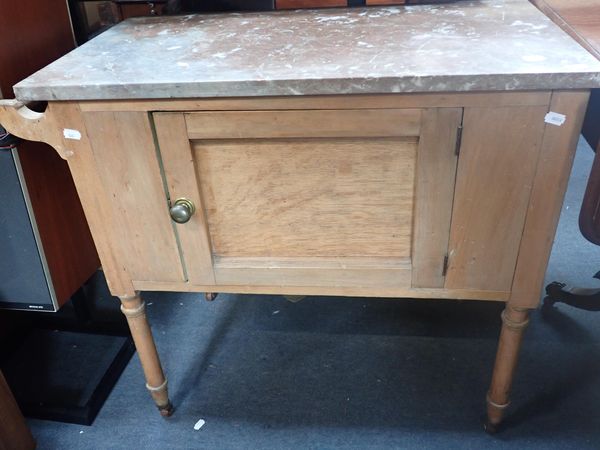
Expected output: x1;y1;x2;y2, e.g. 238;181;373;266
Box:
27;137;600;449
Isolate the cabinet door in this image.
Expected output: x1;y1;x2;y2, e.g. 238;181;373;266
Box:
154;108;461;290
444;105;549;292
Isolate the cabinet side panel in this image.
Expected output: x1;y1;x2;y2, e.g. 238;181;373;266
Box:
412;107;462;288
510;90;590;308
445;105;548;292
48;103;136;297
82;111;185;283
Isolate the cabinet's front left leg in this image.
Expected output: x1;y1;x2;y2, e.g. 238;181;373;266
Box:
120;293;173;416
485;304;530;433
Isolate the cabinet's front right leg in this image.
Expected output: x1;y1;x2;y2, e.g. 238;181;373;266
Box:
120;293;173;416
485;304;530;433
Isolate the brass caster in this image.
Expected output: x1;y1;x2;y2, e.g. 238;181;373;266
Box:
159;402;174;417
205;292;218;302
482;416;500;434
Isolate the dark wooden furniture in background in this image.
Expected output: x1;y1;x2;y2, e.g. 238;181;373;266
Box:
530;0;600;309
276;0;345;8
0;0;99;311
112;0;464;15
0;371;34;450
65;0;466;28
117;1;166;18
275;0;463;8
530;0;600;151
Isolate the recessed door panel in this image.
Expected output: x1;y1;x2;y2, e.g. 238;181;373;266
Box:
194;138;416;259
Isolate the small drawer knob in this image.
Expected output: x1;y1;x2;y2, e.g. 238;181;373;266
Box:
169;198;195;224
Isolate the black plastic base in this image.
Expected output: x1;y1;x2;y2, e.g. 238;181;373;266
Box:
0;273;135;426
2;330;134;426
544;281;600;311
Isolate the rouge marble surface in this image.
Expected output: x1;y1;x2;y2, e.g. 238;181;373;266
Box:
13;0;600;101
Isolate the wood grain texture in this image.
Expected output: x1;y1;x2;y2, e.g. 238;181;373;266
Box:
194;138;417;258
531;0;600;60
132;279;510;301
54;104;135;297
0;101;83;160
214;257;412;288
411;108;462;288
0;0;73;98
153;113;215;285
0;101;136;296
16;142;99;306
445;105;548;292
185;109;421;139
3;92;576;304
486;305;530;428
82;111;184;283
120;294;172;415
79;91;552;112
276;0;346;9
531;1;600;152
510;90;589;308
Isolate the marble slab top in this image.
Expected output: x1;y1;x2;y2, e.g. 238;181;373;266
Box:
13;0;600;101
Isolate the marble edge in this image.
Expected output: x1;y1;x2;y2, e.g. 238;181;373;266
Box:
13;73;600;102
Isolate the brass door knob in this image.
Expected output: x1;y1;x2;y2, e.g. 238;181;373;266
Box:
169;198;195;224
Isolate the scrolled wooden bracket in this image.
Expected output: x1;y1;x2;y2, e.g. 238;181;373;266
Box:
0;99;85;160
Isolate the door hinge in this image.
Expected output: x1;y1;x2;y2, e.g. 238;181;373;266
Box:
442;254;449;277
454;125;463;156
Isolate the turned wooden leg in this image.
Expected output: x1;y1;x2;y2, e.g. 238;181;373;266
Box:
120;293;173;417
485;304;530;433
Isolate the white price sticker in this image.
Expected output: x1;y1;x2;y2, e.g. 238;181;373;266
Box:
63;128;82;140
544;112;566;127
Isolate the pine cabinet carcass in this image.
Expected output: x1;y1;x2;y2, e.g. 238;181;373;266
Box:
2;0;600;431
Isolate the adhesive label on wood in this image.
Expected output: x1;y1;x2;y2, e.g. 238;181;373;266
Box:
544;112;566;126
63;128;82;140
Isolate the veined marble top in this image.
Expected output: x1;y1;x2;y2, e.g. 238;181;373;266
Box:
13;0;600;101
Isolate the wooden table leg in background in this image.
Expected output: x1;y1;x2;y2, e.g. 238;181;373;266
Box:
485;304;530;433
0;371;35;450
120;293;173;416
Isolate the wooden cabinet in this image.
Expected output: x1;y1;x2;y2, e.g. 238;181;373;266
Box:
0;88;589;428
62;90;585;308
1;0;595;429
